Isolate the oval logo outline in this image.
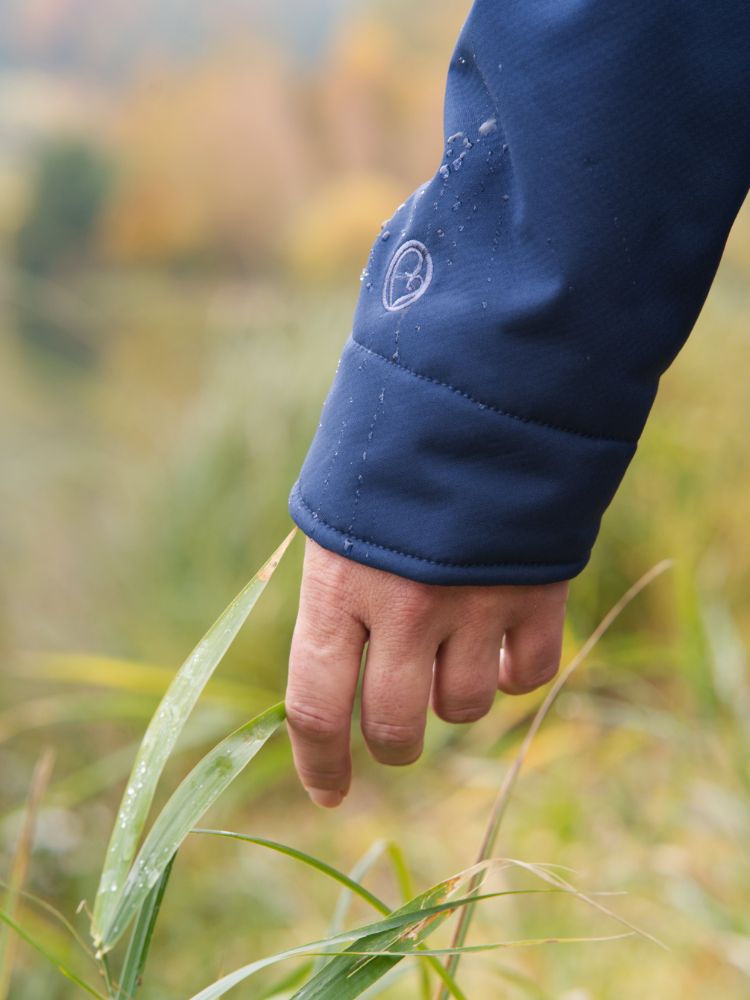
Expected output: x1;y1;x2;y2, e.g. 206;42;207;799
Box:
382;239;433;313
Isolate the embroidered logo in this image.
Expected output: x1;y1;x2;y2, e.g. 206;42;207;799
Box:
382;240;433;312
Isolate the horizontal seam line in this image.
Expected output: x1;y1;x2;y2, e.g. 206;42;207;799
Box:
293;485;585;571
350;339;635;446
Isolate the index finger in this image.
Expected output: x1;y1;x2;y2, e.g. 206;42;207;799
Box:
285;584;368;808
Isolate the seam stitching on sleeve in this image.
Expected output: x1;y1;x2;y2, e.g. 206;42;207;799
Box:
349;339;635;446
293;484;584;571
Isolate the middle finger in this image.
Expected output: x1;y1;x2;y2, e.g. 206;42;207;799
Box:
360;625;440;766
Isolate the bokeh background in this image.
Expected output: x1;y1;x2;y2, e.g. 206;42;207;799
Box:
1;1;749;997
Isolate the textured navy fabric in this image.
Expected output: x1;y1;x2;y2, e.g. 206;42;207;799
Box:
289;0;750;585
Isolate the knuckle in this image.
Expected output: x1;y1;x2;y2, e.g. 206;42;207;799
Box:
292;627;343;664
285;699;345;741
435;697;493;724
300;562;359;620
468;588;504;618
393;583;436;622
516;656;560;692
363;718;423;750
534;659;560;686
297;765;345;788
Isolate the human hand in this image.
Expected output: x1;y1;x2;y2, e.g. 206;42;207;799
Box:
285;538;569;807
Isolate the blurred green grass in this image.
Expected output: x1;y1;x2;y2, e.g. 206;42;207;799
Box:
0;0;749;992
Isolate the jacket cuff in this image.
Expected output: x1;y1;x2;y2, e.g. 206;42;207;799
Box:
288;336;637;586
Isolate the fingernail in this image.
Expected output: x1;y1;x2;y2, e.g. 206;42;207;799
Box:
305;787;344;808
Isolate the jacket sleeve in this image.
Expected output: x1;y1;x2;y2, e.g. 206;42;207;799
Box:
288;0;750;586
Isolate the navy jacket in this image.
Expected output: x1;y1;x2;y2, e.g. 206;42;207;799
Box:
289;0;750;586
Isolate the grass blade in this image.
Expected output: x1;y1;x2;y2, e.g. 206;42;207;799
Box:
116;854;176;1000
19;654;273;706
192;832;468;1000
383;842;432;1000
359;964;415;998
98;703;286;951
0;749;55;1000
189;857;627;1000
436;559;673;999
189;881;501;1000
311;840;389;977
0;881;94;960
256;961;315;999
192;830;390;915
92;530;295;944
0;909;108;1000
290;866;491;999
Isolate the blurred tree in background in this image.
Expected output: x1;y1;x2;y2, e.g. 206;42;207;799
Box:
12;137;110;365
15;138;110;275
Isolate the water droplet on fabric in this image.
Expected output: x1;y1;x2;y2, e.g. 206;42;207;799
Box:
479;118;498;136
439;165;450;181
343;539;353;553
381;230;391;242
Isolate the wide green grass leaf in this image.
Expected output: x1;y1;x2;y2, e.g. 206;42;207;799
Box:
92;530;295;945
98;702;286;951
